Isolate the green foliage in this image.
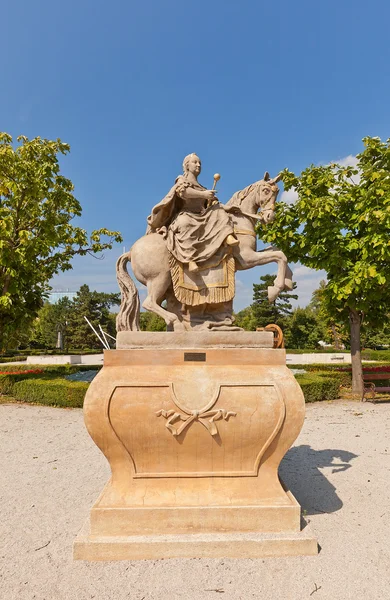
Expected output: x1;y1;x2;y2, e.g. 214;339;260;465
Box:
11;378;88;407
260;137;390;325
23;348;102;355
0;363;101;374
65;285;120;349
361;321;390;349
309;280;349;348
234;275;297;332
361;349;390;361
290;364;352;386
260;136;390;392
295;372;342;402
285;306;327;349
233;306;258;331
0;355;27;363
0;133;122;350
286;349;349;354
139;311;166;332
0;364;100;407
0;373;22;394
252;274;298;328
29;297;73;348
235;279;327;348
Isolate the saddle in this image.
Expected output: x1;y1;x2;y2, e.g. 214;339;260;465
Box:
169;247;235;306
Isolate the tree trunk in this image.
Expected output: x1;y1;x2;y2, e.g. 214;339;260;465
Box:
349;308;363;395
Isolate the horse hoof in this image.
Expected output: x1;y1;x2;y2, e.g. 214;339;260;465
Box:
268;285;282;303
284;278;294;291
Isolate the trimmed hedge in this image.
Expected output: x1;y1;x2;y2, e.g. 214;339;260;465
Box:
295;372;342;403
25;349;103;356
287;349;390;360
361;349;390;361
0;363;344;407
10;378;88;408
287;348;349;354
290;362;390;388
0;373;22;395
0;364;101;375
289;364;352;387
2;348;103;356
0;356;27;363
0;365;99;407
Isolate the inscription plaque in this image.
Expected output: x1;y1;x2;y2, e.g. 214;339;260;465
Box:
184;352;206;362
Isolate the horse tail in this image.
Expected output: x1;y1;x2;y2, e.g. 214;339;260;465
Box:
116;250;140;332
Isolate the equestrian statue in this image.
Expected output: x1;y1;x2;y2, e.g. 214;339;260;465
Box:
116;153;293;332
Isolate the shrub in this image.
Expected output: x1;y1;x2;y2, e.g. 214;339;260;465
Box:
0;374;21;395
0;370;46;395
289;364;351;387
0;365;100;407
295;372;342;403
287;348;349;354
361;349;390;361
0;356;27;363
0;364;101;375
11;378;89;408
18;348;103;356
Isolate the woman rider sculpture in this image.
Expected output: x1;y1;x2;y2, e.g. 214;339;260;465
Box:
146;153;239;272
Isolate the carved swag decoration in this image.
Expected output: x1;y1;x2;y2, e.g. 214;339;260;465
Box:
156;407;236;437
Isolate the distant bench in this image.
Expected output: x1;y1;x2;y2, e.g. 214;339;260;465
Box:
362;370;390;402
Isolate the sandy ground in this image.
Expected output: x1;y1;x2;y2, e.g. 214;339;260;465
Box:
1;400;389;600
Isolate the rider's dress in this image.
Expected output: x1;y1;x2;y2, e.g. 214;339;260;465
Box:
147;175;235;267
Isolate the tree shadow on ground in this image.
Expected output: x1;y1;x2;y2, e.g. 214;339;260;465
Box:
279;445;358;515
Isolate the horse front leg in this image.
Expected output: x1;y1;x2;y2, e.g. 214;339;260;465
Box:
235;244;291;302
265;244;293;291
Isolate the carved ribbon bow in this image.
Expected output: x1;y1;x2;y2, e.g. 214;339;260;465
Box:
156;407;236;437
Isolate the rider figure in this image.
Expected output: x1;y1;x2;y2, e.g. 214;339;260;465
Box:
147;153;238;272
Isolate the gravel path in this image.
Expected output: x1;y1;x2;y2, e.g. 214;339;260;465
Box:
1;400;389;600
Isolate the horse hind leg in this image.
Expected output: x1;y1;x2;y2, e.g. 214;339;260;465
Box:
165;287;185;332
284;263;294;291
142;273;180;328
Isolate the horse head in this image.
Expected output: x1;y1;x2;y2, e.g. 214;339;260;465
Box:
225;171;283;224
256;171;282;224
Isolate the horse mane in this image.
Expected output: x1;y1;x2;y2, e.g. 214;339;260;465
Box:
225;182;257;208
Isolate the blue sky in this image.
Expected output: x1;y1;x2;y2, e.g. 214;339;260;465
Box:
2;0;390;310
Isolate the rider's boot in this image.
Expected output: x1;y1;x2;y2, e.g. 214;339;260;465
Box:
188;261;200;273
225;234;239;247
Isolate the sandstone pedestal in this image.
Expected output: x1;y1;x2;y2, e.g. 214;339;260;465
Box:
74;333;317;560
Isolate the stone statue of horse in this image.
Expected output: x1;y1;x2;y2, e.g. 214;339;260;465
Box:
116;172;292;331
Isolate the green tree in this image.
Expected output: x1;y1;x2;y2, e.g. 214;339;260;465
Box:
361;321;390;349
260;136;390;393
234;275;297;332
233;306;258;331
66;285;120;349
139;311;166;332
309;280;348;349
252;274;298;329
285;306;325;349
30;297;73;349
0;133;122;351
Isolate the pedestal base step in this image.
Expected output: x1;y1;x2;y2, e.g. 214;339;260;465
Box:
74;520;318;561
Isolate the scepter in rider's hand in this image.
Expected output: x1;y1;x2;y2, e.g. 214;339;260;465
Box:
208;173;221;207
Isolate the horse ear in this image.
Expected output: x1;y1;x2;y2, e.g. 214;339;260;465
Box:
263;171;270;181
272;173;283;183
